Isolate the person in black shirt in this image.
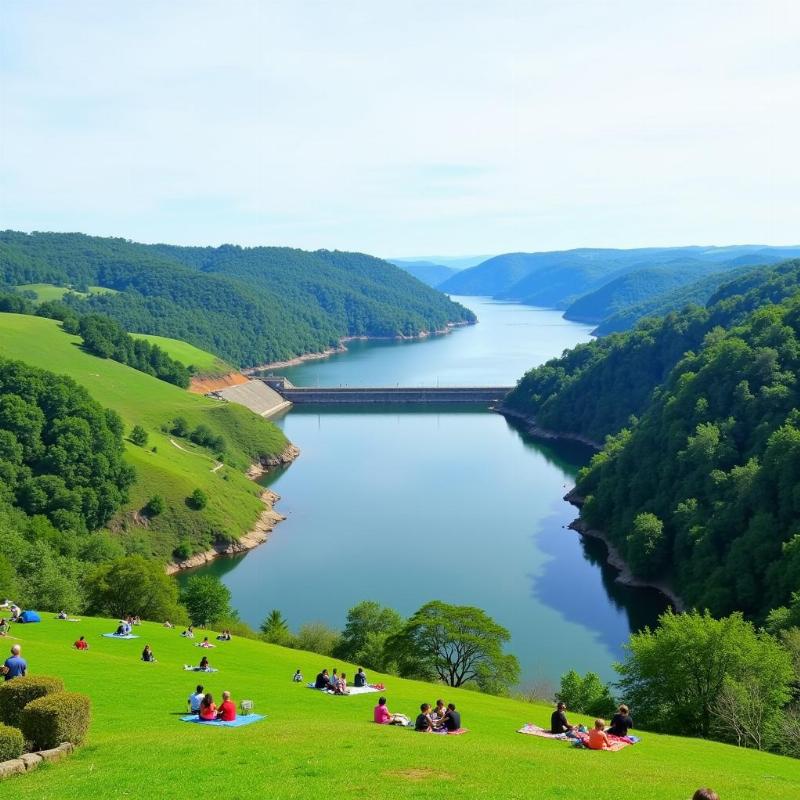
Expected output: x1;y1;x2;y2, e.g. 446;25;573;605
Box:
442;702;461;732
607;704;633;737
550;701;573;734
353;667;367;687
415;703;433;732
314;669;330;689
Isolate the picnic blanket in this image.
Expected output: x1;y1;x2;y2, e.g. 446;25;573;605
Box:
180;714;265;728
433;727;469;736
307;684;382;696
101;633;139;639
183;666;219;672
516;724;567;739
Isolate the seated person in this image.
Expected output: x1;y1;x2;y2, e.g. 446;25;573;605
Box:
334;672;350;695
74;636;89;650
607;704;633;737
0;619;8;637
163;620;174;628
353;667;367;688
374;696;409;725
10;604;20;621
199;692;217;720
115;620;131;636
430;699;446;728
293;669;304;683
217;690;237;721
442;702;461;732
188;684;205;714
216;629;232;641
586;718;611;750
198;656;211;671
141;644;156;662
58;610;68;620
550;701;573;734
199;636;214;648
181;626;195;638
132;616;141;626
314;669;330;689
415;703;433;732
329;668;338;688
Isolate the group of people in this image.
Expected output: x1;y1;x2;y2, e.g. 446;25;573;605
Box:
371;696;462;732
1;600;22;621
187;684;237;721
550;701;633;749
313;666;369;694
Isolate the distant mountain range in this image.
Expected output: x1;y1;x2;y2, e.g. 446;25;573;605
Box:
387;260;462;287
438;245;800;333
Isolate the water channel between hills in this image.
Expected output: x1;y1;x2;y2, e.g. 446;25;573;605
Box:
186;297;670;686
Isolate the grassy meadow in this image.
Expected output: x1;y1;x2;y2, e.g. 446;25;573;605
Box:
2;615;799;799
16;283;118;302
132;333;234;377
0;313;288;559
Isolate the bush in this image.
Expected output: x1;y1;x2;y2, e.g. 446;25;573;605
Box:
0;722;24;761
143;495;165;517
129;425;148;447
188;488;208;510
173;541;192;561
20;691;91;750
0;675;64;727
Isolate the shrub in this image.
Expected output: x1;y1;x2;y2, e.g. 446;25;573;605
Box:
129;425;148;447
0;675;64;727
173;541;192;561
143;495;165;517
188;488;208;510
20;691;91;750
0;723;24;761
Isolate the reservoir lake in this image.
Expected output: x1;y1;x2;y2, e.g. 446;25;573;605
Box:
188;297;670;685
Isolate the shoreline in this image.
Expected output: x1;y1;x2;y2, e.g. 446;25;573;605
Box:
242;321;473;374
496;405;602;450
564;489;685;612
165;443;300;575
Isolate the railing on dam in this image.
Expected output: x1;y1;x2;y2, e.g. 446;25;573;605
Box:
260;377;512;405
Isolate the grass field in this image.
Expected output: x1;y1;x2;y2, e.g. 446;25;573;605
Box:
0;313;288;559
16;283;117;302
2;615;798;799
131;333;234;377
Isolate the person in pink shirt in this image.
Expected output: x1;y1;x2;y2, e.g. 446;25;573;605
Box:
373;696;409;726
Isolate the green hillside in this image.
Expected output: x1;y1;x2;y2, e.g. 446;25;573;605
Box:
5;615;797;799
0;314;288;560
16;283;117;302
0;231;476;367
131;333;234;377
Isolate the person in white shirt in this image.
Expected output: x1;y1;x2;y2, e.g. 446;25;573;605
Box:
188;684;205;715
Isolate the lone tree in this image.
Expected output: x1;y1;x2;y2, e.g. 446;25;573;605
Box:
180;575;232;627
188;488;208;510
260;609;292;646
388;600;519;693
129;425;148;447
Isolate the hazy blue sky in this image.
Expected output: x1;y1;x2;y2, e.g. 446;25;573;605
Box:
1;1;798;257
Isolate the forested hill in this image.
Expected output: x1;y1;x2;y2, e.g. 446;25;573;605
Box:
0;231;475;367
505;260;800;445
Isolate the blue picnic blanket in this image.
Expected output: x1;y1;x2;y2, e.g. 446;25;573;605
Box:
180;714;265;728
101;633;139;639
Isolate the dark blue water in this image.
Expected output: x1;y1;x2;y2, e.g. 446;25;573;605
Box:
189;298;669;685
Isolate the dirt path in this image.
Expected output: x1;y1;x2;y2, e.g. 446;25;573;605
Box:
169;437;224;473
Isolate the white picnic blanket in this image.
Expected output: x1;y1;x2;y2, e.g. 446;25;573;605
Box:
307;684;382;696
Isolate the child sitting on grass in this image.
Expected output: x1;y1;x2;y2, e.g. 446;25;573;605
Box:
586;719;611;750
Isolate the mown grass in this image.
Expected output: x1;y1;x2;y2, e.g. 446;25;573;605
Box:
3;616;799;799
16;283;117;302
132;333;234;377
0;314;288;558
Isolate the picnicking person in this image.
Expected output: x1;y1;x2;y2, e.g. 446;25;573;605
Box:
57;610;68;620
199;693;217;720
216;630;232;641
334;671;350;695
163;620;174;628
74;636;89;650
181;626;195;638
217;690;237;721
2;644;27;680
314;668;330;689
442;702;461;732
586;718;611;750
141;644;156;662
0;618;9;636
430;699;447;728
415;703;434;732
132;616;141;626
373;697;410;726
198;656;212;671
607;704;633;737
115;619;132;636
550;701;574;735
353;667;367;687
198;636;215;648
188;684;205;714
293;669;303;682
9;603;21;622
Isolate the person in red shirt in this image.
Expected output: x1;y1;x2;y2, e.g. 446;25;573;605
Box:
73;636;89;650
217;690;236;721
586;718;611;750
199;693;217;720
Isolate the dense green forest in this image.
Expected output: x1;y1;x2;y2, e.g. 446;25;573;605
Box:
440;245;800;330
0;231;475;367
506;260;800;444
388;259;460;287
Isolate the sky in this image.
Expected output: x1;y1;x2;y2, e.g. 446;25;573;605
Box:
1;1;798;258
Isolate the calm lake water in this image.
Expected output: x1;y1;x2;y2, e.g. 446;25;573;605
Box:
189;297;669;684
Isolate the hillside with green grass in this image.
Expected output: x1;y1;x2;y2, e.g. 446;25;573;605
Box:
131;334;234;378
0;313;289;561
16;283;117;302
4;615;797;799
